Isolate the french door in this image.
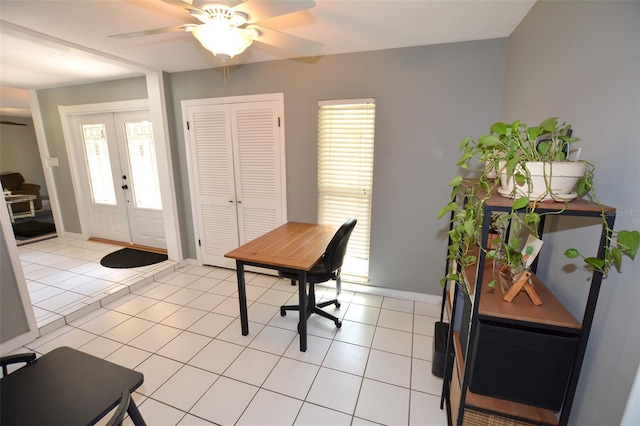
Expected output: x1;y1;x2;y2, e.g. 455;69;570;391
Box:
73;110;166;249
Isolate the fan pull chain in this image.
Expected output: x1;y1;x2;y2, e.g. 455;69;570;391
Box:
223;65;229;84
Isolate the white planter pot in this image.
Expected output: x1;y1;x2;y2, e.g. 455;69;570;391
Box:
498;161;586;201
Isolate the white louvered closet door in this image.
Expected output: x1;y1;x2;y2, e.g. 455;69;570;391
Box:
185;98;286;268
230;101;284;246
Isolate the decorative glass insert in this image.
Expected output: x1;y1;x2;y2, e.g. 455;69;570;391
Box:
124;121;162;210
82;123;116;205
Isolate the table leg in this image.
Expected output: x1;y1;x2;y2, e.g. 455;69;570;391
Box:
236;260;249;336
127;399;147;426
298;270;308;352
7;203;15;223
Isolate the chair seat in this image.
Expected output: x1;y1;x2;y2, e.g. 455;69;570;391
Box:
278;261;335;284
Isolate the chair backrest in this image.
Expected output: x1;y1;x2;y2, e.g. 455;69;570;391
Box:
322;218;357;273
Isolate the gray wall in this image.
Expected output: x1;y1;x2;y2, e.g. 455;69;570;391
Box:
36;77;148;232
500;1;640;424
169;40;507;293
0;228;30;343
0;116;47;196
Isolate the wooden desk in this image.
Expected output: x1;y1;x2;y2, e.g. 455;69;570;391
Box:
225;222;337;352
0;346;146;425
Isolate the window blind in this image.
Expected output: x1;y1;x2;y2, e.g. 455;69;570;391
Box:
317;99;375;281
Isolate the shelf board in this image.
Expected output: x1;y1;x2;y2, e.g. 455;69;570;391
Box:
463;178;616;215
465;388;559;425
477;262;581;330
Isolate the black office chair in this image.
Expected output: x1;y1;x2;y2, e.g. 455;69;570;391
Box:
106;390;132;426
1;352;36;377
279;218;357;328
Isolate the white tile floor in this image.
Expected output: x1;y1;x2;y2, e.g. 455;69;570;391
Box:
14;237;449;426
19;237;178;335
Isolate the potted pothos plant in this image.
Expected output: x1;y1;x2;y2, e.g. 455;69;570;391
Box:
439;117;639;289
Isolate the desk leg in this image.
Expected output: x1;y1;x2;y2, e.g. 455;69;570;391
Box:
298;271;308;352
236;261;249;336
128;399;147;426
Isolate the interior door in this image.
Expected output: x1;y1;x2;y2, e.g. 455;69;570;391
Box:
74;111;165;249
186;104;240;267
114;111;166;249
185;98;285;268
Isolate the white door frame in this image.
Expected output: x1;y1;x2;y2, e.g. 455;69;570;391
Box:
182;92;287;266
59;91;180;260
60;99;149;240
0;203;40;354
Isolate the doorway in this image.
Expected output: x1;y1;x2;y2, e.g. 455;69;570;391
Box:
70;110;166;249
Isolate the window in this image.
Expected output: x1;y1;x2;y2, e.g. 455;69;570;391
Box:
81;124;116;205
317;99;375;282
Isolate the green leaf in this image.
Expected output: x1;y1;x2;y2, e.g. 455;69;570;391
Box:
617;230;640;260
489;122;507;135
440;273;460;287
539;117;559;132
437;202;458;219
537;140;550;156
463;219;475;238
585;257;605;273
524;212;541;225
459;136;473;150
512;197;529;210
456;152;474;167
514;172;526;186
564;248;580;258
448;175;463;187
478;135;500;147
527;126;543;140
610;247;623;272
487;280;496;289
576;177;592;196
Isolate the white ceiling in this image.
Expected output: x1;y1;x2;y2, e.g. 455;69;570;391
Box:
0;0;535;116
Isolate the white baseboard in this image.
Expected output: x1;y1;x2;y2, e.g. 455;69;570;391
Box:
320;280;442;304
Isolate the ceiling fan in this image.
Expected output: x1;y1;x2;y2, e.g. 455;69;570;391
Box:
110;0;323;63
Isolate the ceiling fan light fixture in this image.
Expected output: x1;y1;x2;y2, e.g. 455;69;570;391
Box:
192;22;254;62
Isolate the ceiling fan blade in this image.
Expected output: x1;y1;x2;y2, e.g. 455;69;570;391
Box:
161;0;210;22
249;25;323;57
109;24;197;39
233;0;315;24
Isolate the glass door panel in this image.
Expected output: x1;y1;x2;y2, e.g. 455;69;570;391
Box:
81;123;116;205
124;121;162;210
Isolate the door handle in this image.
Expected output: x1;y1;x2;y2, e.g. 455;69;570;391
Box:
122;185;128;190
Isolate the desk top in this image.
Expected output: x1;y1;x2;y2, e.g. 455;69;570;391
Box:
225;222;337;271
0;346;143;426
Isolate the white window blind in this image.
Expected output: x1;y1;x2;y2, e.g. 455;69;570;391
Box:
317;99;375;281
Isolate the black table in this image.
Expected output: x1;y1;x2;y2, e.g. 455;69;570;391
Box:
0;346;146;425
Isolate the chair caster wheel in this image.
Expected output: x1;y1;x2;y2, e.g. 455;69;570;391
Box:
335;301;341;308
335;320;342;328
280;308;286;316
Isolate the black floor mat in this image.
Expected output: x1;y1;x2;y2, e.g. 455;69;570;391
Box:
100;247;168;269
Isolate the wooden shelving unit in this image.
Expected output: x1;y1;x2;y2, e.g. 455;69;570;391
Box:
440;185;616;426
